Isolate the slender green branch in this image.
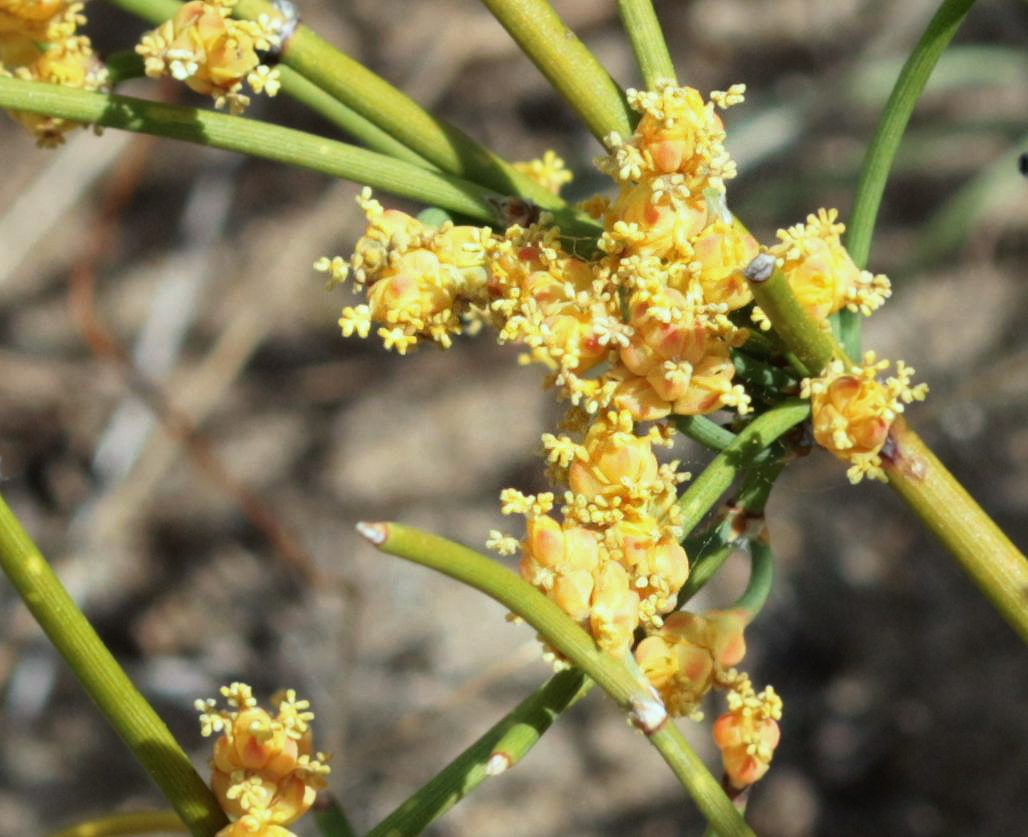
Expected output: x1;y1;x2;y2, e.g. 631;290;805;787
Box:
479;0;635;142
356;522;753;836
674;415;737;452
676;401;810;537
743;255;846;377
841;0;977;355
617;0;677;88
103;0;433;166
677;530;734;607
365;670;592;837
108;0;569;208
49;811;186;837
678;458;784;608
0;494;226;837
0;77;601;245
734;538;774;616
883;418;1028;643
275;66;437;168
312;794;359;837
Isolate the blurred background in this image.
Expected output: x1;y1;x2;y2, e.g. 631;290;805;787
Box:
1;0;1026;834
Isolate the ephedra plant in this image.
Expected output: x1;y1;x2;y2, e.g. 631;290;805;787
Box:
0;0;1025;834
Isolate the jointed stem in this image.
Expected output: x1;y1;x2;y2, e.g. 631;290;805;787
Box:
358;522;754;836
365;671;592;837
0;494;226;836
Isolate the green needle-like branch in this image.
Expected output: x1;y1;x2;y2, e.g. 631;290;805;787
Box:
365;670;591;837
744;254;846;377
617;0;677;88
479;0;635;142
108;0;569;209
356;522;753;836
100;43;428;165
677;401;811;537
675;415;738;452
0;494;226;836
841;0;977;355
0;78;602;246
883;419;1028;642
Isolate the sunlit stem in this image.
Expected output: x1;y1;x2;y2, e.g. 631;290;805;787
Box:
841;0;977;356
357;522;753;835
0;494;226;836
365;671;591;837
479;0;635;142
617;0;677;88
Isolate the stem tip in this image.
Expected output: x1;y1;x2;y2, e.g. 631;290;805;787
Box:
356;521;388;545
744;253;776;282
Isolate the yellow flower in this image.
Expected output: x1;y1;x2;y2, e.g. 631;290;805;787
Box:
610;516;689;627
9;38;108;145
684;219;757;310
567;417;660;509
197;683;329;832
802;352;928;483
766;208;890;323
519;514;601;623
634;609;750;718
712;685;782;789
135;0;281;113
615;292;748;419
604;178;707;260
513;149;573;195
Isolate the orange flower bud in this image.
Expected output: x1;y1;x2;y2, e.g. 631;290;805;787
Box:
712;686;783;789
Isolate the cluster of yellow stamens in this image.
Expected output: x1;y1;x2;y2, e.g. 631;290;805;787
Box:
0;0;108;144
802;351;928;482
753;208;892;329
135;0;282;114
196;682;330;837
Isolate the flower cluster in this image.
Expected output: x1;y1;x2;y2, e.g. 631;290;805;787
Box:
135;0;282;114
0;0;108;145
320;79;930;789
753;207;891;329
802;351;928;482
196;682;331;837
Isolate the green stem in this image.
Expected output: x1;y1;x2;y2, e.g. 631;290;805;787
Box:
734;538;774;616
678;458;784;608
0;494;226;836
357;522;752;836
676;401;810;537
103;0;433;166
49;811;187;837
108;0;569;208
0;77;600;245
312;795;359;837
366;671;592;837
617;0;677;88
883;418;1028;643
275;65;437;167
744;255;846;377
479;0;635;142
674;415;737;452
841;0;977;355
